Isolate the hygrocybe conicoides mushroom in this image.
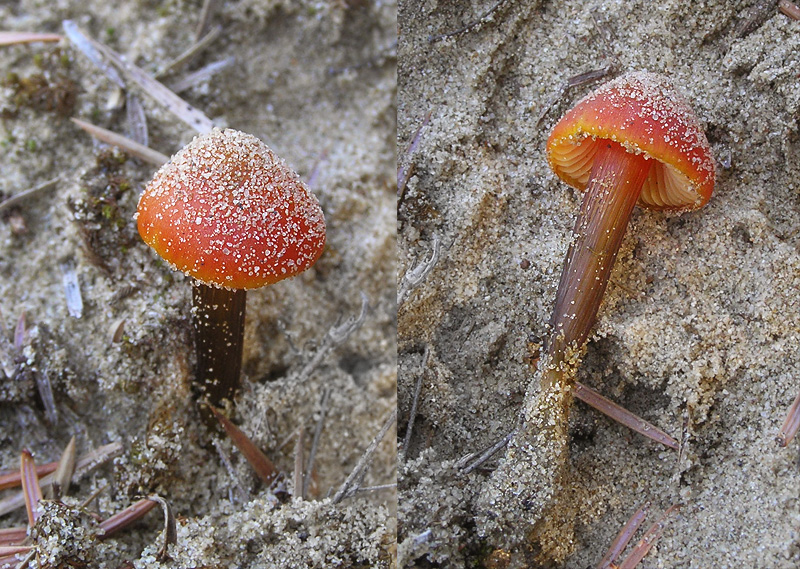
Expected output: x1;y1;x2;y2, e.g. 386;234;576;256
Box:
137;128;325;417
479;72;715;546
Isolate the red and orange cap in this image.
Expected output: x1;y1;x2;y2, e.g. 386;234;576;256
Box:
137;128;326;290
547;72;715;211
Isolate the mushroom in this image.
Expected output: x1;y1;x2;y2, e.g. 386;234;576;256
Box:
477;72;715;544
136;128;326;411
541;71;715;392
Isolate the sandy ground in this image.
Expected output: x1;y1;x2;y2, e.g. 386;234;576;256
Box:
399;1;800;568
0;1;396;567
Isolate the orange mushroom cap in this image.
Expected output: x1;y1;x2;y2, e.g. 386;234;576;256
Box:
547;71;715;211
137;128;326;290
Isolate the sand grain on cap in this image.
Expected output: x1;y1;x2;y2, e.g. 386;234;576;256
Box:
137;128;326;289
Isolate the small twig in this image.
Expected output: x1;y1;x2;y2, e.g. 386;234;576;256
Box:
0;32;62;46
351;483;397;494
157;26;222;78
0;442;123;517
0;527;26;546
62;21;125;88
294;293;369;383
779;0;800;19
616;505;680;569
428;0;511;43
332;408;396;504
20;451;42;527
212;439;249;504
398;235;441;305
293;427;305;499
597;501;651;569
167;57;235;94
0;178;59;214
98;498;157;539
0;463;56;492
399;345;429;462
78;484;108;510
574;382;679;450
304;388;331;498
458;430;514;476
64;20;214;133
195;0;219;41
71;118;168;165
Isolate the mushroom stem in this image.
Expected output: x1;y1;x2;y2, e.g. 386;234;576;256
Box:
192;282;246;407
544;140;652;389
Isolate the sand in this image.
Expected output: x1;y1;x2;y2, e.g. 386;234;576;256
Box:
399;0;800;567
0;1;396;567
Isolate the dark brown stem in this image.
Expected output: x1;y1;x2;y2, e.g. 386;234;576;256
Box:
544;141;651;389
192;282;246;408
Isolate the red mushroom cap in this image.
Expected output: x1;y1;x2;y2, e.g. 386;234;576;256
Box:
137;128;326;290
547;71;715;211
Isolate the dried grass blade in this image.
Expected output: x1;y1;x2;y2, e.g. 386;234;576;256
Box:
0;528;26;547
148;495;177;561
293;428;305;499
167;57;235;94
195;0;219;41
778;390;800;447
19;450;42;527
210;405;278;485
400;345;428;462
99;498;157;539
157;26;221;77
332;408;396;504
74;441;123;477
0;32;62;46
574;382;679;450
0;442;122;517
212;439;248;503
63;21;213;133
71;118;168;166
0;177;59;215
617;505;680;569
0;463;56;491
62;21;125;88
304;388;331;498
596;502;650;569
52;436;77;498
0;547;31;558
13;313;25;352
458;430;514;476
780;0;800;19
294;293;368;383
